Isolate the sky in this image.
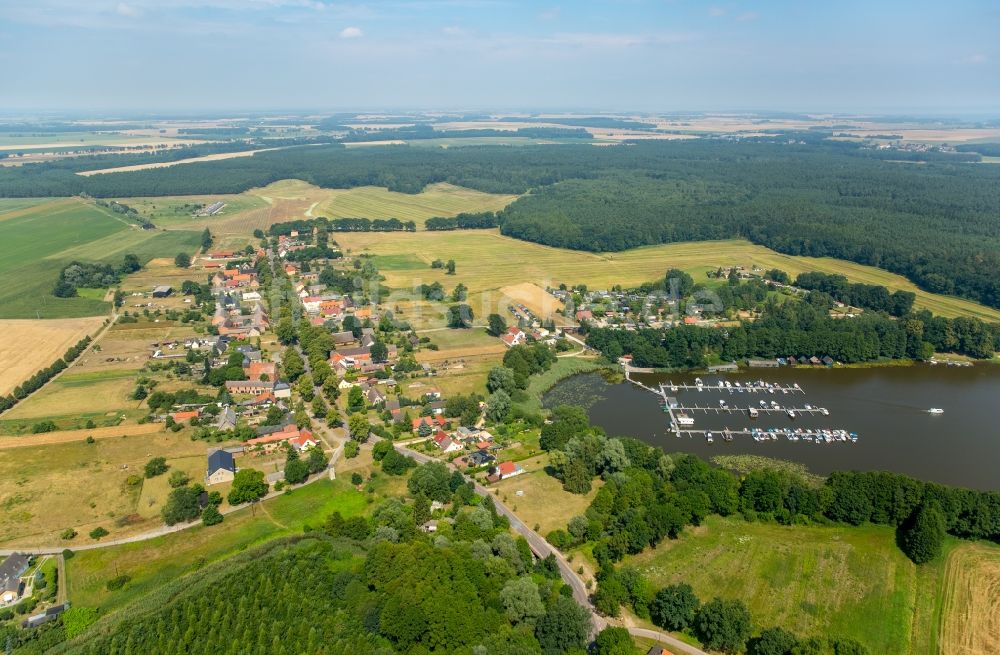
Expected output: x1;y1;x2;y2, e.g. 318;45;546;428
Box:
0;0;997;114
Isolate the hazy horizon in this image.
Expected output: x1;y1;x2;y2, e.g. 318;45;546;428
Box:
2;0;998;114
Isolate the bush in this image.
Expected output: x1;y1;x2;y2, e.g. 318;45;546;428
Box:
60;528;77;540
32;420;58;434
350;472;363;486
546;529;572;550
62;548;74;560
344;441;360;458
89;526;109;540
144;456;168;478
105;574;131;591
168;469;191;488
202;504;223;526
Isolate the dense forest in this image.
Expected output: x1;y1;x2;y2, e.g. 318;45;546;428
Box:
1;139;998;307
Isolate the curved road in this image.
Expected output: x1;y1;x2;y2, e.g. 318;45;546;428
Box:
394;443;708;655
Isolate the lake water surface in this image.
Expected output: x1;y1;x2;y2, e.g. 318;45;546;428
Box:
543;364;1000;490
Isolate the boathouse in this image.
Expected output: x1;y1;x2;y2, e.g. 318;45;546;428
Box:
747;358;780;368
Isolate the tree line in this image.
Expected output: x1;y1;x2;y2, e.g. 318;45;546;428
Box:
424;211;500;231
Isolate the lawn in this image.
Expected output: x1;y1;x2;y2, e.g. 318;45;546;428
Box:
66;479;367;613
335;231;1000;322
626;515;936;654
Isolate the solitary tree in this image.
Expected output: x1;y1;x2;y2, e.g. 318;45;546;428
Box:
445;259;456;275
174;252;191;268
144;456;168;478
447;304;473;328
348;412;370;442
487;313;508;336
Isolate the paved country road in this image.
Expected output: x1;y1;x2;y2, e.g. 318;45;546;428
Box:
393;443;709;655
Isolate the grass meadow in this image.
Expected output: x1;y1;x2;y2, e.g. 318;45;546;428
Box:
0;426;208;547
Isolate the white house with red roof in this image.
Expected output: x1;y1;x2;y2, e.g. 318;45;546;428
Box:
500;326;526;348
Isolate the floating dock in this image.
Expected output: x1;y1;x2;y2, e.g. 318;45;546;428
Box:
623;369;853;443
660;404;829;416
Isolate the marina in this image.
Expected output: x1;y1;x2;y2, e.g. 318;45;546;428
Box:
617;367;854;444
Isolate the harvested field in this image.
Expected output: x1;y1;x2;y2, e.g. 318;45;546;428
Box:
938;543;1000;655
0;316;105;395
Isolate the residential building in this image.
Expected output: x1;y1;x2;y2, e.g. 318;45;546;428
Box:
0;553;29;605
207;450;236;485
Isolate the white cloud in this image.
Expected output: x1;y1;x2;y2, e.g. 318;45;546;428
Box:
966;53;987;65
538;7;560;21
339;25;363;38
708;7;726;18
442;26;466;36
736;11;759;22
116;3;138;17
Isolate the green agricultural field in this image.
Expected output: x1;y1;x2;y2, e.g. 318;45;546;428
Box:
0;198;201;318
0;199;125;318
335;231;1000;322
66;479;367;613
0;197;54;218
627;515;942;654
